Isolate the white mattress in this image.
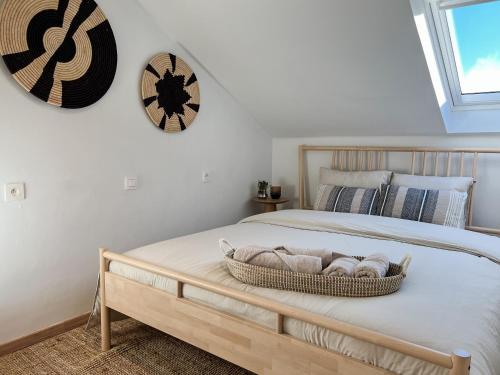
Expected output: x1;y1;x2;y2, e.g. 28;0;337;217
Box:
109;210;500;375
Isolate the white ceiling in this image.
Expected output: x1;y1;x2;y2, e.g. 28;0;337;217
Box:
139;0;446;136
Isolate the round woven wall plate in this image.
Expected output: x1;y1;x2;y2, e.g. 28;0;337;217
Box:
0;0;117;109
142;53;200;133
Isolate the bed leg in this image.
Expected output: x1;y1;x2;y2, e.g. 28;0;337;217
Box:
450;349;471;375
99;248;111;351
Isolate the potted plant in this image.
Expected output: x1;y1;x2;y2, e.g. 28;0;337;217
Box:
257;180;269;198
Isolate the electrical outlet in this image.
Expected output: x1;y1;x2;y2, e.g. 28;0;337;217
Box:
4;183;25;202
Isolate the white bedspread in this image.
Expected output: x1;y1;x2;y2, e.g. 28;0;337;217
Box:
109;210;500;375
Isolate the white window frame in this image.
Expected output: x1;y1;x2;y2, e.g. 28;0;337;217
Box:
427;0;500;110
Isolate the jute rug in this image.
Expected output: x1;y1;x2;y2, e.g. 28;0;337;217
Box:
0;319;253;375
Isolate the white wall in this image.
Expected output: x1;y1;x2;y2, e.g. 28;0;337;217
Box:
139;0;445;137
0;0;271;343
272;136;500;228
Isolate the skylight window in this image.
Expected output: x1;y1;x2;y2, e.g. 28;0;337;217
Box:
428;0;500;108
411;0;500;132
445;1;500;95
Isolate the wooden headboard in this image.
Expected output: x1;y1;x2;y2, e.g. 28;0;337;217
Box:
298;145;500;236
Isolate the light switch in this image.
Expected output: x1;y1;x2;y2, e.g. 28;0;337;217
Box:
202;171;210;183
4;183;25;202
124;177;138;190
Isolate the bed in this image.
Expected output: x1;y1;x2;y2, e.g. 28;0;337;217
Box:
99;146;500;375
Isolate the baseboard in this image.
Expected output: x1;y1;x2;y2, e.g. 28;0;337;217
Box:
0;313;90;357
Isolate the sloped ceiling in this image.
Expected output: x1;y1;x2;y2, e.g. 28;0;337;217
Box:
138;0;445;136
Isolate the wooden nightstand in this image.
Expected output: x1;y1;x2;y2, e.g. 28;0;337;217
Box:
253;197;289;212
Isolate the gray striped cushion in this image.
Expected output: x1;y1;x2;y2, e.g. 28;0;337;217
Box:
377;184;468;228
314;185;379;215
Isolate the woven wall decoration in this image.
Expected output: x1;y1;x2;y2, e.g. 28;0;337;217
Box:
0;0;117;109
142;53;200;133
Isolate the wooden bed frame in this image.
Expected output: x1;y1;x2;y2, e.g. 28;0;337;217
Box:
299;146;500;236
99;145;500;375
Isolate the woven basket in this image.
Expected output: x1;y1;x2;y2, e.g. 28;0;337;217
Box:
0;0;117;108
224;252;411;298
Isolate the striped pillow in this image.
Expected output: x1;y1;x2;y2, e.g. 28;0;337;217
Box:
377;184;468;228
314;185;380;215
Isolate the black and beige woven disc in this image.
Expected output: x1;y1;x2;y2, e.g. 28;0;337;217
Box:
0;0;117;109
142;53;200;133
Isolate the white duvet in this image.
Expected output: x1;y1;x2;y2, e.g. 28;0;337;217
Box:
109;210;500;375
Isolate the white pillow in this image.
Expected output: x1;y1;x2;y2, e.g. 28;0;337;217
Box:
319;168;392;189
390;174;473;192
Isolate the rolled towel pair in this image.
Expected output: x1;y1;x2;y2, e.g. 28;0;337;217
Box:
322;255;360;277
233;246;323;274
322;253;390;278
354;253;390;279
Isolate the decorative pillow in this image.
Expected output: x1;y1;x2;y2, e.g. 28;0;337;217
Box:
314;185;380;215
377;184;468;228
390;174;473;192
319;168;392;189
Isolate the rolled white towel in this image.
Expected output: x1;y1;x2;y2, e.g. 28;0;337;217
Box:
277;246;333;268
233;246;323;274
322;256;360;277
354;253;390;279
